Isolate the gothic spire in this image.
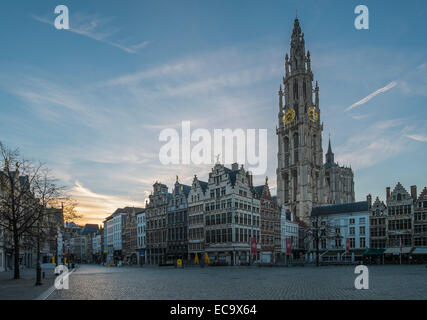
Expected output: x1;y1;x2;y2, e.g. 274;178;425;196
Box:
326;135;334;164
290;17;306;73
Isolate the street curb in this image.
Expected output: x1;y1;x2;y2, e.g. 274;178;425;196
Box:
34;269;76;301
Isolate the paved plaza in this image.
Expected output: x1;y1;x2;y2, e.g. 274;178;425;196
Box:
47;264;427;300
0;267;56;300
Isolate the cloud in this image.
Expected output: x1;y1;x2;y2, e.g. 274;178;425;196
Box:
66;181;146;224
405;134;427;142
101;59;205;87
335;119;410;170
100;46;279;88
5;75;111;128
345;81;397;112
351;114;370;120
32;13;148;54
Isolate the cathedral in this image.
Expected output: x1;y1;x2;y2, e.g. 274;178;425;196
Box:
276;18;355;222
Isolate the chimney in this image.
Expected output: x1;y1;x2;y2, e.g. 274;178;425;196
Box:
366;194;372;208
386;187;390;201
410;185;417;201
231;163;239;171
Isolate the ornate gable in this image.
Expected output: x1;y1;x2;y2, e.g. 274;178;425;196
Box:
390;182;412;201
371;197;387;216
416;187;427;202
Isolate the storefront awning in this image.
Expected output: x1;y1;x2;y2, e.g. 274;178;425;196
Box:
363;248;386;256
412;247;427;255
384;247;412;255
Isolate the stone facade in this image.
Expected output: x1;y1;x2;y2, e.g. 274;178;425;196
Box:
311;202;370;263
279;206;299;262
386;183;414;247
146;182;170;265
187;175;208;262
166;178;190;263
122;210;138;265
324;139;355;204
369;195;388;249
204;163;261;265
136;210;146;265
254;178;280;264
413;187;427;247
276;18;355;222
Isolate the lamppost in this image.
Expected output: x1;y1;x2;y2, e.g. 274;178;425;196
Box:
35;220;42;286
55;233;58;267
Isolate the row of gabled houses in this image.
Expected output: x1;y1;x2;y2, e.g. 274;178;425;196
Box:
143;162;299;266
311;183;427;264
62;222;103;264
65;164;427;267
100;162;303;267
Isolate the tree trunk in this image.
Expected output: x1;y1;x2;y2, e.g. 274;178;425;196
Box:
13;233;20;279
315;236;319;267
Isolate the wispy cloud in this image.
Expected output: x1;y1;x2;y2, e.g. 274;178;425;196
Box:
32;13;149;54
100;47;279;88
4;75;112;128
66;181;146;224
335;119;410;170
351;114;370;120
345;81;397;112
405;134;427;142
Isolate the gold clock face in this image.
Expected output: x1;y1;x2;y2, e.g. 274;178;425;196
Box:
283;108;296;125
307;106;318;122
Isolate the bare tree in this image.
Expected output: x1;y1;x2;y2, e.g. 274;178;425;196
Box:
300;214;340;267
50;197;82;223
0;142;63;279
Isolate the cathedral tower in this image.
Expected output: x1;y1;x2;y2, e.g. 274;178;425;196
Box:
276;18;326;221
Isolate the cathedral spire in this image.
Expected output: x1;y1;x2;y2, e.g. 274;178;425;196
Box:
326;135;334;164
290;17;306;73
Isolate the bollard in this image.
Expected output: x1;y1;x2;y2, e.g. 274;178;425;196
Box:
42;271;45;279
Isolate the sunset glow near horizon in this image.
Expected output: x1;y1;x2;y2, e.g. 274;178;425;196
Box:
1;1;427;225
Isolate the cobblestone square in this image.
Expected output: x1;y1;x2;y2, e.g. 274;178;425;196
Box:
48;264;427;300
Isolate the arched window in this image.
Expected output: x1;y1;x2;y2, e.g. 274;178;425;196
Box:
293;79;298;100
303;81;306;99
293;132;299;163
284;137;290;168
284;174;289;203
312;134;317;164
284;136;290;153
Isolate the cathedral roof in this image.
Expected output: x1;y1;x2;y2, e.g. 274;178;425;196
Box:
325;136;343;170
324;162;338;169
311;201;369;217
326;137;333;156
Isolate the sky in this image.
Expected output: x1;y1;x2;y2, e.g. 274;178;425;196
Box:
0;0;426;225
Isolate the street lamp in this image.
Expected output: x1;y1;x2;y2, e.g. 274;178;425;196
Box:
55;234;58;267
35;220;42;286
